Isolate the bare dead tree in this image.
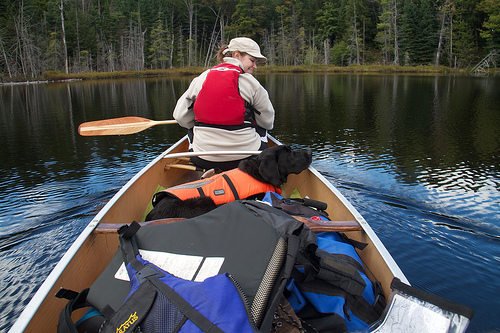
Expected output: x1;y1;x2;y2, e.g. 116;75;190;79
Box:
184;0;195;67
204;6;221;67
169;10;175;69
393;0;399;65
353;0;360;65
435;1;453;68
59;0;69;73
14;0;39;77
0;34;12;78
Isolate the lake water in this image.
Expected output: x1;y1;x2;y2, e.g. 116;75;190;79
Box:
1;73;499;332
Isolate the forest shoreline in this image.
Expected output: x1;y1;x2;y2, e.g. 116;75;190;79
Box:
1;65;497;84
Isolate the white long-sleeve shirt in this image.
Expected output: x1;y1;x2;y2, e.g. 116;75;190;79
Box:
173;58;275;162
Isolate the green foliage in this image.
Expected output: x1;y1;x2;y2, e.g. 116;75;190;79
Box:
399;0;438;65
478;0;500;49
453;18;477;67
229;0;267;39
0;0;497;77
47;32;62;71
149;17;171;69
317;1;346;42
331;40;349;65
376;0;394;64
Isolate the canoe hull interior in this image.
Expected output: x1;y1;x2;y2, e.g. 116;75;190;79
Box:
18;137;404;332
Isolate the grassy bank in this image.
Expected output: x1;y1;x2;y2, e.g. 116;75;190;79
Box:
0;67;207;83
262;64;462;74
0;64;488;83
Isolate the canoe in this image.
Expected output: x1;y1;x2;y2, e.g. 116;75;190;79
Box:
9;135;421;332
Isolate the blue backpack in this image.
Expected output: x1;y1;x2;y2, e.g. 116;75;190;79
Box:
261;191;385;332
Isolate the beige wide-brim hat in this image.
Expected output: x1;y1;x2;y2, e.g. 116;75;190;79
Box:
223;37;267;61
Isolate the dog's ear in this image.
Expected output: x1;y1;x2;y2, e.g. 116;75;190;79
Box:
257;145;293;187
258;156;282;187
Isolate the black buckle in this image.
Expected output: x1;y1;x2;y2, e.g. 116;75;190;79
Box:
136;264;166;283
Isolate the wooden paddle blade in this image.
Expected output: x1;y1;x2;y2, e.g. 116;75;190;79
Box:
78;116;177;136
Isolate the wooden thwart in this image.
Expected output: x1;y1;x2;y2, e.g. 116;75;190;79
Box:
293;216;362;232
165;163;198;171
94;216;361;234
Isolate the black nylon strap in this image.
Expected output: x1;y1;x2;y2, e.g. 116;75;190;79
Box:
118;221;141;240
99;282;157;333
339;232;368;250
317;248;367;276
57;289;90;333
55;288;79;301
119;222;142;264
120;235;139;265
194;121;253;131
100;304;115;318
245;102;261;116
197;187;206;197
222;174;240;200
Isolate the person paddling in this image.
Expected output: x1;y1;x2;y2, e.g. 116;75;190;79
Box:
173;37;275;171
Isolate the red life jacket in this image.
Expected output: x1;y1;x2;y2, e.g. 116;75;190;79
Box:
160;169;281;206
193;63;247;126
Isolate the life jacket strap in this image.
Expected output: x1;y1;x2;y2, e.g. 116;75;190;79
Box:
197;187;206;197
222;174;240;200
194;121;254;130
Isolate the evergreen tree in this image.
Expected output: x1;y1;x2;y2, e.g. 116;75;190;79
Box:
317;0;346;43
478;0;500;50
400;0;438;65
0;0;497;75
229;0;267;40
149;17;170;69
452;0;485;67
377;0;393;65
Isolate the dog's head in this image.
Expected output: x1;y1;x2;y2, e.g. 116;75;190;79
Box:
241;145;312;187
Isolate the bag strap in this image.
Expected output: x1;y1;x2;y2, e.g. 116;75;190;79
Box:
268;194;329;218
118;221;141;264
55;288;107;333
56;288;89;333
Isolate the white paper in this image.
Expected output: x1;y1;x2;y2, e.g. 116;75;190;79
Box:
114;249;224;282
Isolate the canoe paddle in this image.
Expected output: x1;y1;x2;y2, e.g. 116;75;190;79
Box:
78;116;178;136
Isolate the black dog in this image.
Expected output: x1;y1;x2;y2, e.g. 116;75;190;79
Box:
145;145;312;220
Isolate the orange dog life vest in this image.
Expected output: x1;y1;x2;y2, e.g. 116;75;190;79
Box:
160;168;281;205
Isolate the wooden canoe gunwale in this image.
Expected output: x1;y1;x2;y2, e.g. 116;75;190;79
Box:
11;135;408;333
